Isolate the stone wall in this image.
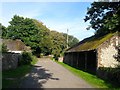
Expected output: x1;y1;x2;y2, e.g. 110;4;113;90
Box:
2;52;21;71
97;35;119;68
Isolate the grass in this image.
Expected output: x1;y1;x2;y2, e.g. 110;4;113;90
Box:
2;55;38;88
2;65;32;88
56;61;119;88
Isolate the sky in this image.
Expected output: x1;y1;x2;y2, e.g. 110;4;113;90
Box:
1;2;95;41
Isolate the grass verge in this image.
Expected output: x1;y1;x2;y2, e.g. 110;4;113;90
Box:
56;61;119;88
2;65;32;88
2;55;38;88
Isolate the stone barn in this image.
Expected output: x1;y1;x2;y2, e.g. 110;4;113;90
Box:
63;32;119;74
1;39;31;70
2;39;31;53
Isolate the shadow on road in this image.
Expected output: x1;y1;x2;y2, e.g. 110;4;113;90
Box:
19;65;59;88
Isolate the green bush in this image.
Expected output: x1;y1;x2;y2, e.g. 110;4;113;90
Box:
0;43;8;53
40;53;44;58
98;67;120;86
53;54;60;61
30;55;38;65
18;51;32;66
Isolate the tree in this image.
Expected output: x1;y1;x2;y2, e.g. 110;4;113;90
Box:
49;31;79;60
62;33;79;48
32;19;53;55
1;23;7;38
84;1;120;36
50;31;66;60
7;15;43;56
5;15;79;58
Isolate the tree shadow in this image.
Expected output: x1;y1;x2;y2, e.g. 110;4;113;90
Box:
19;65;59;88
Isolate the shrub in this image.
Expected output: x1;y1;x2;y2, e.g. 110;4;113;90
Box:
53;54;60;61
40;53;44;58
0;43;8;53
18;51;32;66
30;55;38;65
98;67;120;86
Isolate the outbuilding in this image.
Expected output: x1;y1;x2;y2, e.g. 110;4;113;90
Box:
63;32;119;74
1;39;31;70
2;39;31;53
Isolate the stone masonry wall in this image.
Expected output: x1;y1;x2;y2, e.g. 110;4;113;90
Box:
2;52;21;71
97;35;119;68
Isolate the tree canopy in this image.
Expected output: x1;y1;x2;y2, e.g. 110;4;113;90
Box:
84;1;120;36
6;15;43;56
1;23;7;39
50;31;66;59
62;33;79;48
2;15;79;58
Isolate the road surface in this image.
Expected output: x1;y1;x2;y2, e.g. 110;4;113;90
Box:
19;58;92;88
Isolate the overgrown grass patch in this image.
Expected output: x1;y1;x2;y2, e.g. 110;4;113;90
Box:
57;61;119;88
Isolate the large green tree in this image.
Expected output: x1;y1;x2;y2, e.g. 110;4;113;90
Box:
4;15;79;58
33;19;53;55
49;31;79;60
50;31;66;60
84;1;120;36
6;15;43;56
62;33;79;48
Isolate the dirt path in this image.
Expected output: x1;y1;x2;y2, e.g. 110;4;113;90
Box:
19;58;93;88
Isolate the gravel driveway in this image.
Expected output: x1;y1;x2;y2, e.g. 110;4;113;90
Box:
19;58;93;88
